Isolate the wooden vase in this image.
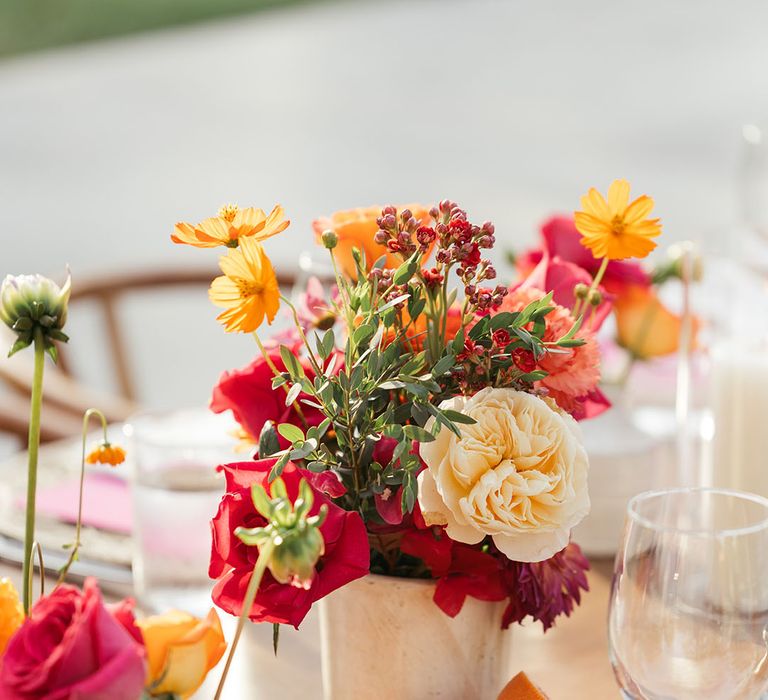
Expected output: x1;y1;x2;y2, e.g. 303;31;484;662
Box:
319;573;512;699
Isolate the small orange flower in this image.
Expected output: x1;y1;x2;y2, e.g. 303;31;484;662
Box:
574;180;661;260
614;284;699;359
171;204;289;249
0;578;23;655
85;442;126;466
209;236;280;333
313;205;431;278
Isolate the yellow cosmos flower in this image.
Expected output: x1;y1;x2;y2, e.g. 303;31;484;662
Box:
0;578;23;656
171;204;289;248
574;180;661;260
137;609;226;699
209;236;280;333
85;442;126;466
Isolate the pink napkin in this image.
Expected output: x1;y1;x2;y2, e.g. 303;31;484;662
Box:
24;472;132;534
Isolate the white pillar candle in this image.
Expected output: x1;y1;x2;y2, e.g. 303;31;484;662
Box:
710;339;768;495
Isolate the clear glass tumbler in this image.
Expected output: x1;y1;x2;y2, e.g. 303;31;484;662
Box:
609;487;768;700
124;408;240;615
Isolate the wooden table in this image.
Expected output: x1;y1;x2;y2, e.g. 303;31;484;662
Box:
0;439;618;699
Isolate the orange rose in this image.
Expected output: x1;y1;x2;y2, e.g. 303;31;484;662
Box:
137;608;226;699
614;284;699;358
313;205;431;278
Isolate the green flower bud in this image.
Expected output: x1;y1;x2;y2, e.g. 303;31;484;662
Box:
0;273;71;359
268;525;325;590
321;229;338;250
236;478;328;590
573;283;589;300
587;289;603;306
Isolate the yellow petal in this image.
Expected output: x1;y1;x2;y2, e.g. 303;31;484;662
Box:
607;179;631;216
253;204;290;242
574;211;611;235
579;188;611;220
209;276;242;308
196;217;232;244
623;195;655;225
171;222;221;248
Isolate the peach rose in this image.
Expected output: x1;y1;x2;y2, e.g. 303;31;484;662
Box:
137;608;226;699
418;387;590;562
313;205;431;278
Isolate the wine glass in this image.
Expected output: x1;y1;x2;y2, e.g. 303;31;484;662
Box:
609;487;768;699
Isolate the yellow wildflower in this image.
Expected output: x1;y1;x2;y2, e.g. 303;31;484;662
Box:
574;180;661;260
209;236;280;333
171;204;289;248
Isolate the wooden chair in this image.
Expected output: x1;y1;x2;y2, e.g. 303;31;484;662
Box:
0;267;305;442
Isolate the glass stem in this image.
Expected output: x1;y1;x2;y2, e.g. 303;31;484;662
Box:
22;327;45;615
213;537;276;700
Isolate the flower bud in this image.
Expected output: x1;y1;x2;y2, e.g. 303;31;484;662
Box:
373;230;389;244
268;526;325;590
321;229;338;250
237;478;329;590
573;283;589;301
587;289;603;306
0;273;71;358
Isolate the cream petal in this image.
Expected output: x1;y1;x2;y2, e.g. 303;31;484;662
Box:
492;526;571;563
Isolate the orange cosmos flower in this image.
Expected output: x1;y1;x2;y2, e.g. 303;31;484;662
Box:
614;284;699;359
209;236;280;333
574;180;661;260
85;442;126;466
313;205;431;278
171;204;289;249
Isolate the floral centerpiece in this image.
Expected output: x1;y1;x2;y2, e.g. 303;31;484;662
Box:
171;181;663;698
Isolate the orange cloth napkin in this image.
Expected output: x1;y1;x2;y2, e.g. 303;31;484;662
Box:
498;671;549;699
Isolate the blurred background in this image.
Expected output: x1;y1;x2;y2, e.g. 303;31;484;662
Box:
2;0;768;455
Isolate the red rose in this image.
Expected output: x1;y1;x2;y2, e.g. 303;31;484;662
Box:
209;459;369;629
0;578;146;700
210;351;340;448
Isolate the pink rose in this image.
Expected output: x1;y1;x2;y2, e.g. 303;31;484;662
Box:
0;578;146;700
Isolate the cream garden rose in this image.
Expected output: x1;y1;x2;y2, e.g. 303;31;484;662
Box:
418;387;589;562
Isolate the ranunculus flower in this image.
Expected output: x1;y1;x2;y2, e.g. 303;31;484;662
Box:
209;459;370;628
498;287;607;420
312;205;432;278
0;578;146;700
137;609;226;699
417;387;590;562
210;351;339;448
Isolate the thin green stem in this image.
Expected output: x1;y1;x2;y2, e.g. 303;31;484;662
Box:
214;538;276;700
252;332;307;427
22;327;45;615
279;295;323;376
57;408;108;586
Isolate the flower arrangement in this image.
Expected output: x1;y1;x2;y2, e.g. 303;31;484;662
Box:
169;181;665;688
0;277;227;699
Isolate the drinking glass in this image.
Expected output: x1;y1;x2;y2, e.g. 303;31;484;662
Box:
124;408;240;615
609;487;768;700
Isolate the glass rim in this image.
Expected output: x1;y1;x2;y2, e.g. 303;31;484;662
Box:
627;487;768;538
123;407;237;449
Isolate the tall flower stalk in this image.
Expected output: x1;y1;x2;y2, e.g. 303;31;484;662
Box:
0;273;70;615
